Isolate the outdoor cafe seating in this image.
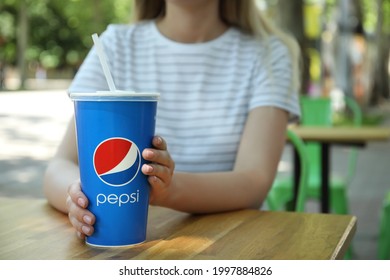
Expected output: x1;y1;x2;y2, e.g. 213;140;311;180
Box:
268;95;363;214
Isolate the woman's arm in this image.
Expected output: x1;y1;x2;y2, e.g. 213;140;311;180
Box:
44;117;96;238
144;106;289;213
53;106;288;238
43;117;80;213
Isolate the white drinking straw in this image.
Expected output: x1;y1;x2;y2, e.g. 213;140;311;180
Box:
92;33;117;92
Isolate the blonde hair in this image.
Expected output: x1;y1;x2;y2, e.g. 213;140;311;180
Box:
132;0;301;92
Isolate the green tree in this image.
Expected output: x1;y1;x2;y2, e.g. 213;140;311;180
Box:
0;0;132;88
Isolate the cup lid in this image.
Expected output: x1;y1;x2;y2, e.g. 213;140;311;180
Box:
69;91;160;101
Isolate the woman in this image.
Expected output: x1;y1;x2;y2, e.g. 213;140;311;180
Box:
43;0;301;239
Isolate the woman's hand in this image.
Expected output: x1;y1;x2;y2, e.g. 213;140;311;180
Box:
66;180;95;239
65;136;174;239
142;136;175;205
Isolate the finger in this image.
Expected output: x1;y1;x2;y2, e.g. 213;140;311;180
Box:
142;149;174;170
152;135;167;150
67;200;95;226
69;213;95;237
142;163;172;185
66;189;96;238
142;162;171;176
77;231;86;240
148;175;166;204
148;174;165;188
68;180;89;209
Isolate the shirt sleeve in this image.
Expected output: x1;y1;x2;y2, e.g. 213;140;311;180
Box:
249;37;301;122
67;25;118;94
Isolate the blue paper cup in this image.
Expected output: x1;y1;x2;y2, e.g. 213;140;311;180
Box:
70;91;159;247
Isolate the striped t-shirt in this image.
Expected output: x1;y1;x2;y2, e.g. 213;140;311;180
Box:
69;20;300;173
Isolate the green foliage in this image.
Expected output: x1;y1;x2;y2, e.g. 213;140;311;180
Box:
383;0;390;33
360;0;390;34
360;0;378;33
0;0;132;69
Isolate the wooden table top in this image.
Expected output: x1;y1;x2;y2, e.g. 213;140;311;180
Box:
289;126;390;144
0;197;357;260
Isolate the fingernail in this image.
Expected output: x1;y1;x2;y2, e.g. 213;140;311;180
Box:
83;215;92;225
145;150;154;158
156;136;162;145
82;226;91;235
144;164;153;173
78;198;86;208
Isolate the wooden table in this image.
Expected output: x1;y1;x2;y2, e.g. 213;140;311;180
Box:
0;197;357;260
289;126;390;213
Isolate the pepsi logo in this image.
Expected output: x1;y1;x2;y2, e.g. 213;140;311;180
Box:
93;137;141;187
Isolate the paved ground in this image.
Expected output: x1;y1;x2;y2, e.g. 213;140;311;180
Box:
1;88;390;259
0;89;73;198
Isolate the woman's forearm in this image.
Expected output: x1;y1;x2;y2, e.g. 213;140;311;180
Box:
159;170;270;214
43;159;80;214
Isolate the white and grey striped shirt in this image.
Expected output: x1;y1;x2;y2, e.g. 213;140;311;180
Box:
69;20;300;173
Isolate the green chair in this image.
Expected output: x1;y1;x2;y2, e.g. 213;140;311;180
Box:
267;129;309;212
338;96;363;189
378;191;390;259
270;96;361;259
299;97;332;207
267;96;362;214
300;95;362;215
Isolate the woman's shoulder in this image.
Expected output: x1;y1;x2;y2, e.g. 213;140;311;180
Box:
232;28;288;54
249;35;290;64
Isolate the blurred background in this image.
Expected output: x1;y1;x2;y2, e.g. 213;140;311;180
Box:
0;0;390;259
1;0;389;105
0;0;133;90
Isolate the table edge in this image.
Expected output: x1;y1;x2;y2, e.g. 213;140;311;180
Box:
330;215;357;260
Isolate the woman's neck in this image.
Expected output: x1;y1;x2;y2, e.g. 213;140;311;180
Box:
156;1;228;43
